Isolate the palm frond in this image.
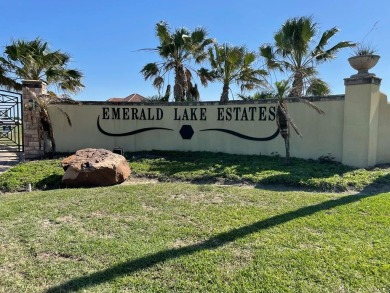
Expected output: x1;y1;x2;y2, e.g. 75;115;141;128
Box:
260;45;283;71
191;27;208;44
305;78;331;96
296;97;325;114
142;21;214;101
140;63;159;79
198;68;214;86
0;64;22;90
259;16;353;97
239;91;274;100
274;80;291;100
2;38;83;94
185;68;192;80
316;41;356;61
52;105;72;126
243;51;256;66
153;76;164;89
277;101;302;137
200;38;215;49
314;27;339;53
202;43;268;100
156;21;171;43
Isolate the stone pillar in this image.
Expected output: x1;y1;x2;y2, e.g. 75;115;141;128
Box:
342;76;381;167
22;80;46;159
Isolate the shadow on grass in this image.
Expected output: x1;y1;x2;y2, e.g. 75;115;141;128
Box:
35;174;63;190
46;182;384;292
4;151;390;194
129;151;355;189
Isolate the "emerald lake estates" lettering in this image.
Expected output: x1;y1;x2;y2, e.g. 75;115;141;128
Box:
101;106;276;122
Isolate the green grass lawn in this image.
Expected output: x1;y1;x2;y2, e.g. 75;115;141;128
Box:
0;183;389;292
0;151;389;292
2;151;390;193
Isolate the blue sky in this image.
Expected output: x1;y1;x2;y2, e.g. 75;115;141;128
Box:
1;0;389;101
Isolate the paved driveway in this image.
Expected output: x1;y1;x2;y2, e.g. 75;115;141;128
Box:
0;151;21;174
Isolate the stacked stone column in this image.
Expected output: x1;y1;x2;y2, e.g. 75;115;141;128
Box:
22;80;46;159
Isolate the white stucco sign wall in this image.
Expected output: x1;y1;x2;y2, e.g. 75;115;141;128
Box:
49;97;345;161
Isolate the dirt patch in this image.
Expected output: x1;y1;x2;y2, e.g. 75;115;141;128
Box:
37;252;83;262
121;177;159;185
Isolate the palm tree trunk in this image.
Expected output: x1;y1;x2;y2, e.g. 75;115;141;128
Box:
220;84;229;102
174;64;186;102
277;103;290;164
191;84;200;101
161;84;171;101
185;80;193;101
174;84;182;102
277;105;288;139
185;70;192;101
47;121;56;155
284;132;290;165
40;109;56;156
290;72;304;97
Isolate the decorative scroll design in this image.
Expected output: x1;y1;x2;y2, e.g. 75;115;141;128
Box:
200;128;280;141
97;116;174;137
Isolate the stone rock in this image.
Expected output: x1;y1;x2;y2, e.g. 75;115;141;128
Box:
61;148;131;187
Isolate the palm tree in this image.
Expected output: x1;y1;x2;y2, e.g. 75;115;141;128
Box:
34;92;75;155
0;38;84;93
274;80;296;163
141;21;214;102
273;80;324;164
260;16;355;97
0;38;83;155
0;64;21;90
199;43;267;102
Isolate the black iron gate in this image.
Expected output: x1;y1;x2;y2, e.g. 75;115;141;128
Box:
0;90;23;152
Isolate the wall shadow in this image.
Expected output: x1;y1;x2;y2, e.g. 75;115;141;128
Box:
128;151;357;189
46;187;383;292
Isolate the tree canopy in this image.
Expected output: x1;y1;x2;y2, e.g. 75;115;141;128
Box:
199;43;267;102
0;38;84;93
141;21;214;102
260;16;355;97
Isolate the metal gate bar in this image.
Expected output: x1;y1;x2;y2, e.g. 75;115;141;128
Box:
0;90;23;152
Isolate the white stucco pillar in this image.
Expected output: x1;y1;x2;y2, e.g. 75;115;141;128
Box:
342;76;381;167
